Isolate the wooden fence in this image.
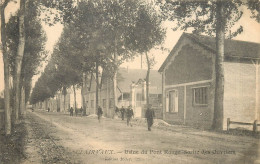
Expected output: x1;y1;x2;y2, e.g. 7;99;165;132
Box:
227;118;260;133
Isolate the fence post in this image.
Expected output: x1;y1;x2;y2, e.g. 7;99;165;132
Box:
227;118;230;131
253;120;258;133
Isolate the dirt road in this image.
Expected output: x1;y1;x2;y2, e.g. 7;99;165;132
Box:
21;110;259;164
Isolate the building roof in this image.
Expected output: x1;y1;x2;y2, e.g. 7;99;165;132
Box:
159;32;260;72
117;68;162;93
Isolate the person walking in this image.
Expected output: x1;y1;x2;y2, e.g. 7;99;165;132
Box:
126;105;134;126
70;107;74;116
145;104;155;131
120;106;125;120
79;106;83;116
97;106;103;123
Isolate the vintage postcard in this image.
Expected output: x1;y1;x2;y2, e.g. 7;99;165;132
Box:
0;0;259;164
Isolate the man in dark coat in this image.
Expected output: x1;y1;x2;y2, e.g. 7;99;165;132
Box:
79;107;83;116
145;104;155;131
70;107;74;116
97;106;103;123
120;106;125;120
126;105;134;126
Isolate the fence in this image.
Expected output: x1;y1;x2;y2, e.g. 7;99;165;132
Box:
227;118;260;133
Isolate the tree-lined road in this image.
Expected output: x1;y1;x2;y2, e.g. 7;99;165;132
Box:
22;110;259;164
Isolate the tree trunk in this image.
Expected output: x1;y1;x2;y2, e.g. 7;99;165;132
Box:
82;73;86;116
1;0;12;135
14;0;26;123
81;87;86;115
73;84;77;109
20;85;26;116
145;52;150;107
113;40;118;118
212;0;225;130
96;62;99;114
63;87;67;112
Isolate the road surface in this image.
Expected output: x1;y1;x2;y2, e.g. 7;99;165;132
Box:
21;110;259;164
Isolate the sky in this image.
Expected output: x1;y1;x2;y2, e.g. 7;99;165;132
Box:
1;3;260;92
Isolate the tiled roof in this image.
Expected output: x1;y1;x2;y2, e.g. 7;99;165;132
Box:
159;32;260;72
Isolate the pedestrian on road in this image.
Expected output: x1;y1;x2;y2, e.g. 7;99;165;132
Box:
126;105;134;126
70;107;74;116
97;106;103;123
145;104;155;131
47;107;50;112
120;106;125;120
80;107;83;116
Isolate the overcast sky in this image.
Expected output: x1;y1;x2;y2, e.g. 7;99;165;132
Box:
1;3;260;92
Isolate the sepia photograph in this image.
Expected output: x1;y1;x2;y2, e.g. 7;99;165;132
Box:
0;0;260;163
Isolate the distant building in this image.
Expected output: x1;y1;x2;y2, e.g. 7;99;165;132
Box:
82;68;162;118
159;32;260;130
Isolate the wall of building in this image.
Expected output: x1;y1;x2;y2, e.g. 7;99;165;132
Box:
223;61;259;130
163;43;215;129
165;44;213;86
84;77;119;117
185;82;214;129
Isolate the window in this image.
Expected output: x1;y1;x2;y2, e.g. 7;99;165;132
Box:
103;99;106;108
109;98;114;108
91;100;94;108
166;90;178;113
193;87;208;105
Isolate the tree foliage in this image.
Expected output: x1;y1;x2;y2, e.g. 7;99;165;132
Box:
6;0;47;104
160;0;244;38
247;0;260;23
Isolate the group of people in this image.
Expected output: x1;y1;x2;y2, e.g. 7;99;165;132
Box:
103;104;155;131
69;107;83;117
67;104;155;131
117;105;135;126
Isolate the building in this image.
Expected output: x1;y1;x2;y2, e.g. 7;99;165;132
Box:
159;32;260;130
82;67;162;118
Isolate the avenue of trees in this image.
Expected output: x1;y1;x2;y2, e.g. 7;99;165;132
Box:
1;0;47;135
31;0;166;116
1;0;259;135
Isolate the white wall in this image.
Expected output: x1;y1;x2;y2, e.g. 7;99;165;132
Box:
223;62;259;130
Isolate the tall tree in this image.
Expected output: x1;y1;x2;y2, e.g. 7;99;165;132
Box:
13;0;25;123
127;4;165;107
160;0;244;130
6;0;47;117
85;0;141;114
1;0;12;135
